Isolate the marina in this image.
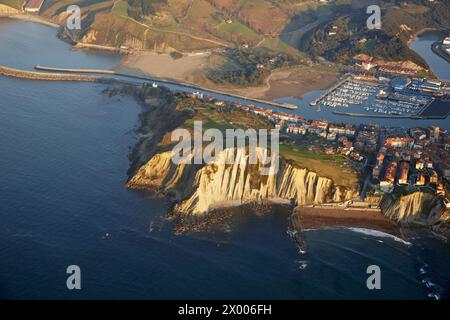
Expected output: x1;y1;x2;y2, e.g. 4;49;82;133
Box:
309;73;449;120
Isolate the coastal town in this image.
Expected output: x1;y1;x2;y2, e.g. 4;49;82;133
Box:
189;71;450;212
2;0;450;301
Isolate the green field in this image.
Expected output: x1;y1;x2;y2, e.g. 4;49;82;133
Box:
182;102;272;134
257;38;306;58
112;0;128;17
218;21;260;42
279;144;358;187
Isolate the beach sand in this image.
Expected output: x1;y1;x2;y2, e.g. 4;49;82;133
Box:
117;51;338;100
292;206;398;235
116;51;210;84
229;67;338;100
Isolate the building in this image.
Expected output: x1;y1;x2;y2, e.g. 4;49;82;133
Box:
287;126;306;135
376;152;385;166
383;137;415;149
430;170;438;185
24;0;45;13
384;160;398;183
415;173;425;186
398;162;410;185
430;126;440;143
415;159;424;170
380;180;394;193
372;166;381;179
326;132;336;141
275;120;285;129
311;120;328;130
391;77;412;91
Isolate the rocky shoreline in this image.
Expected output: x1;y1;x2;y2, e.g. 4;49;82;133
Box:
105;82;450;240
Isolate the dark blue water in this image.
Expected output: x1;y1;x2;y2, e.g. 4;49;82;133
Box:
0;19;449;299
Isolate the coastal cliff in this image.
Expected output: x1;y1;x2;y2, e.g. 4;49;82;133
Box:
380;191;450;238
127;147;358;216
381;191;444;225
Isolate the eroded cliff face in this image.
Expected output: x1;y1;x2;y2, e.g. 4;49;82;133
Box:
380;191;448;228
127;147;358;216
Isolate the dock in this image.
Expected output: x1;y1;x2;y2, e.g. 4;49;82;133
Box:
309;76;351;106
332;111;412;119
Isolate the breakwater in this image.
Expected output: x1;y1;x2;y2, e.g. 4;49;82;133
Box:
35;65;115;75
0;66;101;82
33;65;298;110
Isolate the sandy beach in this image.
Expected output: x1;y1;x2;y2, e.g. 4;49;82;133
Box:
292;206;398;235
117;51;338;100
116;51;210;84
229;67;338;100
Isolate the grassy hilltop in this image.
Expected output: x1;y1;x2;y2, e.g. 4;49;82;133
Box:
3;0;449;86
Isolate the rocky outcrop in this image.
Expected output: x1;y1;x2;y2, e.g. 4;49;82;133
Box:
380;190;450;238
102;83;192;177
380;191;445;225
127;147;358;216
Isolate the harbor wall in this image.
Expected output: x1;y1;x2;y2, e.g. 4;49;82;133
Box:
0;66;101;82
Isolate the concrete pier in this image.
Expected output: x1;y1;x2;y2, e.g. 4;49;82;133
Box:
0;66;101;82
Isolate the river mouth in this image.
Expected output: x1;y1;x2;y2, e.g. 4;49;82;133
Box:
409;30;450;81
1;18;450;299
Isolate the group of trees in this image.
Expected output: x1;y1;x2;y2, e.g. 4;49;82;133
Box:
126;0;166;20
207;49;301;86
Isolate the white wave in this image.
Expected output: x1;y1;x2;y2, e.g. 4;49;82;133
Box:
286;229;298;237
347;228;412;246
296;260;308;270
301;226;412;245
428;293;440;300
422;279;436;289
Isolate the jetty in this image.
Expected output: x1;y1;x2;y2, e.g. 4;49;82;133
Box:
309;76;351;106
0;65;101;82
33;65;298;110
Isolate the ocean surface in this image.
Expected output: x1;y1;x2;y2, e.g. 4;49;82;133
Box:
0;18;449;299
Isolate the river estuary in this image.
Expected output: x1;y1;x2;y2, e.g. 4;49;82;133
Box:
0;18;449;299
